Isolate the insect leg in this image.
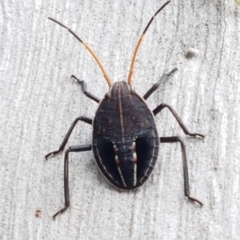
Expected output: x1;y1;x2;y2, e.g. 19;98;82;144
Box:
143;68;177;100
45;116;92;159
160;136;203;206
153;103;204;138
71;75;100;103
53;144;92;219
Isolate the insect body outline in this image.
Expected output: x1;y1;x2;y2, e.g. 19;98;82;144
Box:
46;1;204;219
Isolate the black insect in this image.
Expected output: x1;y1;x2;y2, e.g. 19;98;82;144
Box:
46;1;204;219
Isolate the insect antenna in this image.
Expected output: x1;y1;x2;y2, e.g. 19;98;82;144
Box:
127;1;170;85
48;17;112;87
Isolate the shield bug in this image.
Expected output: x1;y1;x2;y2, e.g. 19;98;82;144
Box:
46;1;204;219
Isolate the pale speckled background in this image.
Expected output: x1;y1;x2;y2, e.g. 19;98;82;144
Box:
1;0;240;239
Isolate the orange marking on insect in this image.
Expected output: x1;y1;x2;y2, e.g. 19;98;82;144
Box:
133;152;137;163
115;155;120;164
131;141;136;150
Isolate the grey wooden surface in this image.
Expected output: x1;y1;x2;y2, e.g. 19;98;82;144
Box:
1;0;240;239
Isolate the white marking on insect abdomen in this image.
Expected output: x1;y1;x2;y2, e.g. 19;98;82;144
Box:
133;163;137;186
94;144;116;182
117;166;127;187
139;129;159;183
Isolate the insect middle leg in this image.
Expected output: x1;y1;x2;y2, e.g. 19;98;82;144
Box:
52;144;92;219
45;116;92;159
143;68;178;100
160;136;202;206
153;103;204;138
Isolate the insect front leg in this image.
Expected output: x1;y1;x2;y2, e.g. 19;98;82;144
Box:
143;68;177;100
160;136;202;206
45;116;92;159
52;144;92;219
71;75;100;103
153;103;204;138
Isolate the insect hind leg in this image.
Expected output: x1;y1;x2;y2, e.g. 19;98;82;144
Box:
160;136;203;206
52;144;92;219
